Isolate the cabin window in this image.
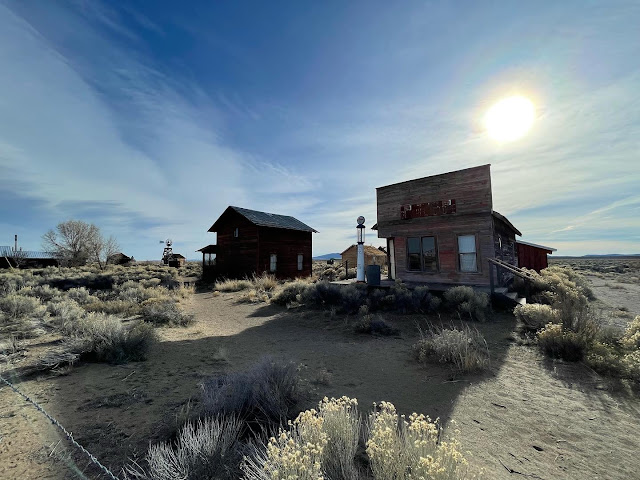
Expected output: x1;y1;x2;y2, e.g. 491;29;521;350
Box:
458;235;478;272
234;228;239;238
407;236;438;272
270;254;277;272
297;254;303;271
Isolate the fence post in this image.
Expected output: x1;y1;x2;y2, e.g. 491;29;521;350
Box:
345;260;349;279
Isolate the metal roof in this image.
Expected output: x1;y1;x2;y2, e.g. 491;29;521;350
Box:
209;206;318;233
0;246;57;259
516;240;557;252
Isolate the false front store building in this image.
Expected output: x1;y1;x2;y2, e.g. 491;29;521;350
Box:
374;164;523;287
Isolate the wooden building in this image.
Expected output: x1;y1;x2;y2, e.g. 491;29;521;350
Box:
517;240;556;272
341;244;387;268
0;246;59;269
374;165;523;287
168;254;186;268
107;252;135;266
199;206;317;279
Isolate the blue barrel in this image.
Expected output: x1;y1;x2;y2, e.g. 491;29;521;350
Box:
366;265;381;286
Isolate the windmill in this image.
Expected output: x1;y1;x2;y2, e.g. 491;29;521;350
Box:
160;239;174;264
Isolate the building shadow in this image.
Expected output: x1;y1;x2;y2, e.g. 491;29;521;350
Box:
36;303;517;477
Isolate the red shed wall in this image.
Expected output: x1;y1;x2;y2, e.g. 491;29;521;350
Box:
517;244;550;272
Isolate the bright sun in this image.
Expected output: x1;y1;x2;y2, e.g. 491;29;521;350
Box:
484;96;535;142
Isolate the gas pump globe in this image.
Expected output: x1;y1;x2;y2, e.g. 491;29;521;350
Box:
356;216;365;282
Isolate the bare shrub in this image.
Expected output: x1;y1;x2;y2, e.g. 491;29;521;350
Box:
200;358;299;435
237;288;271;304
443;286;489;321
414;324;489;372
299;281;344;307
0;293;46;320
537;323;587;362
141;298;194;326
354;314;399;336
514;304;559;332
66;287;96;305
40;314;156;368
84;299;140;317
47;298;85;334
271;280;311;306
126;416;244;480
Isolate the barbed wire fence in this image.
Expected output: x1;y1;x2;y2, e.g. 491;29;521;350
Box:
0;374;120;480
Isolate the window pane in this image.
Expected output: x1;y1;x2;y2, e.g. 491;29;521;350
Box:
297;254;303;271
422;236;437;272
270;254;277;272
407;237;421;270
460;253;477;272
458;235;476;253
407;237;420;254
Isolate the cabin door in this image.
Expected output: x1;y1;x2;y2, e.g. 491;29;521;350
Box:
388;238;396;280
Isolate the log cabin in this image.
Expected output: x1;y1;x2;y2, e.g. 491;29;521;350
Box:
199;206;317;280
374;165;528;288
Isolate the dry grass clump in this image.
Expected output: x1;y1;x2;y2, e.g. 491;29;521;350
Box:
126;417;244;480
200;357;300;435
414;324;490;373
443;286;489;322
40;314;156;369
141;298;194;326
46;298;86;334
215;278;254;292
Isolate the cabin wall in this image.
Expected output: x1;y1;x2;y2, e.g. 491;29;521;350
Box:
256;227;312;279
216;211;260;278
376;165;494;286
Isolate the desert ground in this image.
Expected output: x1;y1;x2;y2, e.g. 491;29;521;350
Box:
1;258;639;479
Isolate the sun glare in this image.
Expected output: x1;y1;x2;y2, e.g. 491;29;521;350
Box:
484;96;535;142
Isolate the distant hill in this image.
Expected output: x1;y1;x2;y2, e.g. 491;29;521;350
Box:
313;253;341;260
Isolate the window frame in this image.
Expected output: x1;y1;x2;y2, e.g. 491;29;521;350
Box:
405;235;439;273
297;253;303;271
269;253;277;272
233;227;239;238
457;233;480;273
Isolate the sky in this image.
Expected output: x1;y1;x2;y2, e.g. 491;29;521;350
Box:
1;0;638;259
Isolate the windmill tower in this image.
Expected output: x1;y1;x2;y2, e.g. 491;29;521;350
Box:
161;239;174;265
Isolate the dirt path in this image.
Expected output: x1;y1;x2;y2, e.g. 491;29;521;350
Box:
586;274;640;320
2;291;639;479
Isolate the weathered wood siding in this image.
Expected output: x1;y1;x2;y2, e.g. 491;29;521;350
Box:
493;216;518;285
256;227;312;279
376;165;494;286
215;210;260;279
341;246;387;269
